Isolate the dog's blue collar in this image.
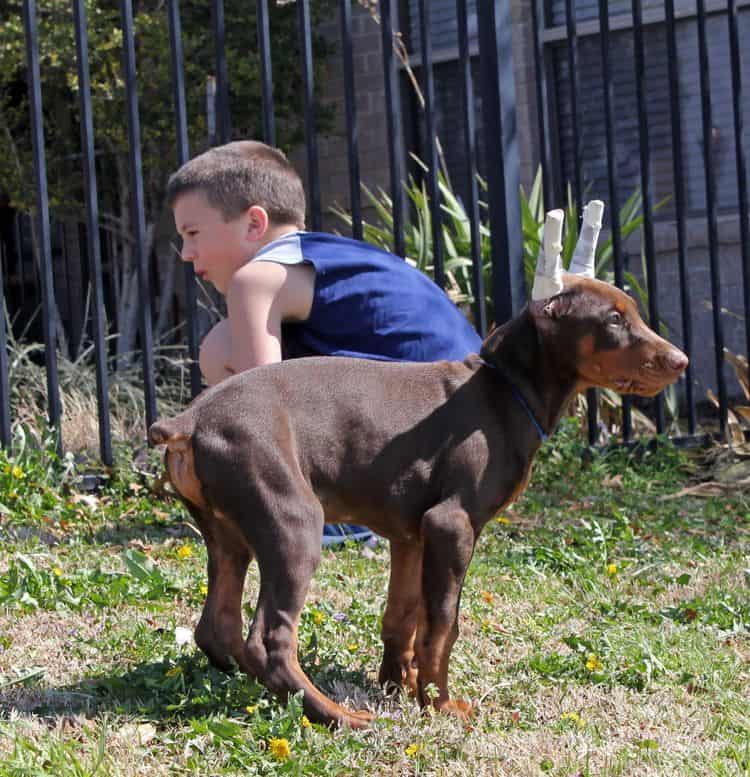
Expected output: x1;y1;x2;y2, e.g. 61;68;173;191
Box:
479;358;549;443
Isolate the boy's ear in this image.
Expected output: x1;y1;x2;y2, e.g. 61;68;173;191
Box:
246;205;270;240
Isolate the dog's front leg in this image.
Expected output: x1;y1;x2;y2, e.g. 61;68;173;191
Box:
379;539;422;695
415;504;475;720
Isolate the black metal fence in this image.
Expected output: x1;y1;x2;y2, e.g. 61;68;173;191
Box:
1;0;748;464
532;0;749;444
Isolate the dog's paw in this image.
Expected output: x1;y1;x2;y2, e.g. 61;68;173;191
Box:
437;698;474;721
378;658;418;696
337;708;375;730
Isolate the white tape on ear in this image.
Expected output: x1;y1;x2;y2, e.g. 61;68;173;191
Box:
569;200;604;278
531;209;565;300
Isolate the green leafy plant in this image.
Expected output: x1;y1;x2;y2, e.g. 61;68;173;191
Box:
332;163;652;325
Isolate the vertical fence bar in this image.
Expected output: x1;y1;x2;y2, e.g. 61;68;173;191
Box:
530;0;553;210
340;0;362;240
380;0;406;258
477;0;524;324
456;0;486;336
257;0;276;146
298;0;322;231
0;242;5;293
120;0;157;429
598;0;632;441
563;0;583;207
696;0;727;439
564;0;597;443
417;0;444;288
211;0;231;144
22;0;62;449
664;0;696;434
632;0;664;434
73;0;113;466
0;259;10;448
168;0;201;398
59;224;74;343
728;0;750;383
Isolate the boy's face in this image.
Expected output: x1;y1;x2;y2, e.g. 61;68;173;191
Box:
174;190;254;294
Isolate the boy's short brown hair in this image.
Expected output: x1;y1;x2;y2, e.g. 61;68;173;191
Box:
166;140;306;229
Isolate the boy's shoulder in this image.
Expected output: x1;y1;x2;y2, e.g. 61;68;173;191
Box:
229;256;315;321
298;232;405;264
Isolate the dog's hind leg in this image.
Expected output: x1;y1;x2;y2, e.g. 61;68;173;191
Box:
186;504;253;673
244;506;374;729
415;504;476;719
378;540;422;696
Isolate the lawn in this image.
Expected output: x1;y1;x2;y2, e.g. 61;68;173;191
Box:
0;420;748;776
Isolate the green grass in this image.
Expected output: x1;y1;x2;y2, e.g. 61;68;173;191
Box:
0;421;748;775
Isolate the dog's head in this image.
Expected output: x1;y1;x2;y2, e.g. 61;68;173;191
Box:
524;203;687;397
531;275;687;396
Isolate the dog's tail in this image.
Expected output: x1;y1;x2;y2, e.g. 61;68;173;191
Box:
148;414;195;449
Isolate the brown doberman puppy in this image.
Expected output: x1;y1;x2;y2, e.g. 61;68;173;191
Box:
149;205;688;729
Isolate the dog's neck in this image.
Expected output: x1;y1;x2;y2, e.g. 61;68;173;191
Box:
479;306;579;437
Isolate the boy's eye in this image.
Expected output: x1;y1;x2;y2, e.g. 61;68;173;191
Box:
607;311;623;326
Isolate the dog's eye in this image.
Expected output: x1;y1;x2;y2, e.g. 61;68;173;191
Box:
607;311;623;327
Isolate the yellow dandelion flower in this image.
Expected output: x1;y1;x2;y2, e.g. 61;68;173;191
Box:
561;711;584;728
52;567;63;577
313;610;325;625
301;715;311;728
177;545;193;560
480;590;493;604
606;563;618;577
269;737;291;761
405;743;422;758
585;653;603;672
495;515;511;525
346;642;358;652
245;705;257;714
199;584;208;596
10;465;23;479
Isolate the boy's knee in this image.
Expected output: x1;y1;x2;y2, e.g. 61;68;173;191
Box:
199;320;233;386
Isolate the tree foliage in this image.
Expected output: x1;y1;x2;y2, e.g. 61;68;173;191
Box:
0;0;335;359
0;0;335;221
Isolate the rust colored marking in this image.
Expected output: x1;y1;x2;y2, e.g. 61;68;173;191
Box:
164;437;206;510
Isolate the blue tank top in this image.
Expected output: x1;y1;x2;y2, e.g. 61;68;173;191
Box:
253;232;482;362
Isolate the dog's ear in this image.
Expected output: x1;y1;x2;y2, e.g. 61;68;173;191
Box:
538;291;574;320
480;324;503;354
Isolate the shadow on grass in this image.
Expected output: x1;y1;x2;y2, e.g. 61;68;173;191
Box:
4;652;380;723
90;519;196;549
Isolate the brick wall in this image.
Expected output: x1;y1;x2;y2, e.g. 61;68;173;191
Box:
289;3;393;235
292;1;540;234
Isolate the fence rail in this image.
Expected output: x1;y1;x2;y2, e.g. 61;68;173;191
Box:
1;0;748;463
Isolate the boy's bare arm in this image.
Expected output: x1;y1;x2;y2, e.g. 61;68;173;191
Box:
225;261;315;373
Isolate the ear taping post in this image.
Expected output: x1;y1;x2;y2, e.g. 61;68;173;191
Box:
531;209;565;301
568;200;604;278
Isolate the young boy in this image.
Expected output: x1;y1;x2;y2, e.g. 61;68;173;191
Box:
166;140;482;544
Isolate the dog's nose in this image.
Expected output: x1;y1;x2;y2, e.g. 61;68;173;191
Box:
664;348;689;373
